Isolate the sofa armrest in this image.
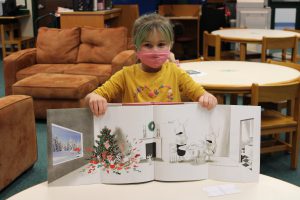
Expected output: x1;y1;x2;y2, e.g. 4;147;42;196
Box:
111;50;137;75
4;48;37;95
0;95;37;190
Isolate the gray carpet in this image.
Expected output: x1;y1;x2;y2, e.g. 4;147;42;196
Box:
0;59;300;199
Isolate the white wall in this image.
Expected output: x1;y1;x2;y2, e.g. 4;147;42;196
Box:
16;0;26;6
20;0;34;37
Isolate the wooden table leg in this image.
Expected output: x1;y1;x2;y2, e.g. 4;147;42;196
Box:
230;94;238;105
0;24;9;58
215;94;224;104
240;43;247;61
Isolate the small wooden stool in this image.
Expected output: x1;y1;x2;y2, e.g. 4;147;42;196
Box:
12;73;99;118
0;22;34;58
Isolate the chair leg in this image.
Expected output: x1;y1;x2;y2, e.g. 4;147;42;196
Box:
285;132;292;152
26;40;30;48
282;49;287;61
2;43;6;58
230;94;238;105
215;94;224;104
291;130;299;169
10;44;15;53
17;41;22;51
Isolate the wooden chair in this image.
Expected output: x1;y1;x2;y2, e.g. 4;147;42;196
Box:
0;23;34;58
251;81;300;169
203;31;221;60
203;31;237;61
267;59;300;71
283;28;300;33
158;5;200;60
283;29;300;63
264;59;300;111
261;36;298;63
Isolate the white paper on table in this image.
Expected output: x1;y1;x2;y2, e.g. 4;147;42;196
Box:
202;184;241;197
185;70;208;77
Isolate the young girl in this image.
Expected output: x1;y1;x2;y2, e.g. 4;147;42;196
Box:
85;13;217;116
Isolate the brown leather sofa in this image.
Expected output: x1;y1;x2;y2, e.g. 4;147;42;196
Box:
0;95;37;191
4;26;136;118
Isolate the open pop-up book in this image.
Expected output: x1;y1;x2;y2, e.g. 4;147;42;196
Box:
47;103;260;186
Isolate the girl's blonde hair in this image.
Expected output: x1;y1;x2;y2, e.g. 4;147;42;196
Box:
132;13;174;50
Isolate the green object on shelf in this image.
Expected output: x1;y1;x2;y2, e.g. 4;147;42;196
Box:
17;9;30;15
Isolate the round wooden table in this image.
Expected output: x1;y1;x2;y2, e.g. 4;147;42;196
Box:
8;175;300;200
211;29;300;61
180;61;300;94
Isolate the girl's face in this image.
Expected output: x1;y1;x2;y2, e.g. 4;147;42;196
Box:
137;30;172;72
140;30;171;52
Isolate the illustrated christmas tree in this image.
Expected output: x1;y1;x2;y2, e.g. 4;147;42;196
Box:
84;126;141;175
92;126;123;166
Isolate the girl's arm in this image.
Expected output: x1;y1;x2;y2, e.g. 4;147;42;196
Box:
85;70;125;115
178;68;217;109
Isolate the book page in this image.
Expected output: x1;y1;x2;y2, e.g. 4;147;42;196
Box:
208;105;260;182
94;105;155;184
153;103;212;181
153;104;260;182
47;108;96;186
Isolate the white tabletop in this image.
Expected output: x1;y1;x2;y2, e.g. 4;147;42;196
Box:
8;175;300;200
211;29;300;41
180;61;300;91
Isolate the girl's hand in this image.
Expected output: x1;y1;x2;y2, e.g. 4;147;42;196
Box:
198;92;218;110
85;93;108;116
168;52;176;62
168;52;180;66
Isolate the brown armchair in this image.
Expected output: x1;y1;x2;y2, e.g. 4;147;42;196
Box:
4;26;137;118
0;95;37;191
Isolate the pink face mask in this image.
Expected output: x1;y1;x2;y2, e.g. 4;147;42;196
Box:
136;49;170;68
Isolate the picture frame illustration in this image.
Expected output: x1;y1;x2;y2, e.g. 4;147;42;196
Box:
51;123;84;166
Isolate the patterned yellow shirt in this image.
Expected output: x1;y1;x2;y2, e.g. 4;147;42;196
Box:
93;62;206;103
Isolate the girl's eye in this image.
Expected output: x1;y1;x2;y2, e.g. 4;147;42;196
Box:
143;43;153;48
158;43;167;48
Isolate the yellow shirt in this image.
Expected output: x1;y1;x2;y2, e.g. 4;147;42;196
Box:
93;62;206;103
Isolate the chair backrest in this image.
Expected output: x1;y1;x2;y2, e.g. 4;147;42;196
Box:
283;28;300;34
203;31;221;61
113;4;139;38
1;23;21;41
261;36;298;63
251;82;300;110
267;59;300;71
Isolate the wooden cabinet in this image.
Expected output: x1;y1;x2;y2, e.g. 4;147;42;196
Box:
59;8;121;29
158;5;201;60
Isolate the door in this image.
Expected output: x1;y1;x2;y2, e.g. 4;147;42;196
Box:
268;0;300;29
33;0;73;35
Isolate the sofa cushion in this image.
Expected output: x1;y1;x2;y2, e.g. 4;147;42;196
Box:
64;63;112;85
12;73;98;99
16;64;77;81
77;26;127;64
36;27;80;64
